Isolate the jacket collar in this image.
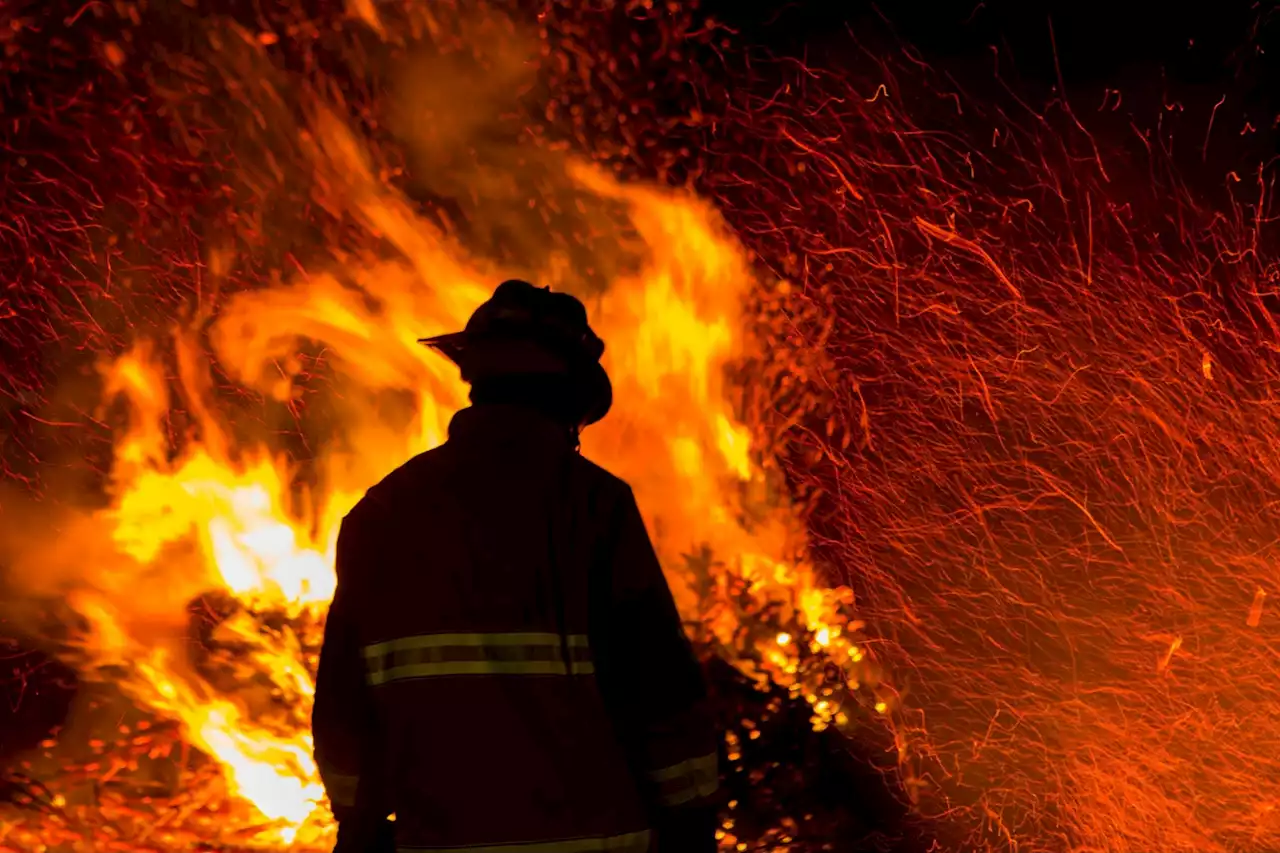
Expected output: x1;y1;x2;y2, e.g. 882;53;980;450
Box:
446;403;577;451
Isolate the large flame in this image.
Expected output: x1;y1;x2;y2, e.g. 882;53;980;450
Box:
0;81;874;848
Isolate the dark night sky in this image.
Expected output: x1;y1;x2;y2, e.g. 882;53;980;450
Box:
712;1;1277;93
708;1;1280;173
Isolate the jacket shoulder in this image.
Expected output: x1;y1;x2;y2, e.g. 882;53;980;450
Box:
347;446;452;521
570;454;637;506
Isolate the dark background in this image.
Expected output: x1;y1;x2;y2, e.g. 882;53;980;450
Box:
707;0;1280;191
712;1;1278;101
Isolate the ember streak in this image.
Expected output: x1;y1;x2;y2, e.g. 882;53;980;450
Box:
2;2;1279;853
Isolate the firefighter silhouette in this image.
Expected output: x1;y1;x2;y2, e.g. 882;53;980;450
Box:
313;280;719;852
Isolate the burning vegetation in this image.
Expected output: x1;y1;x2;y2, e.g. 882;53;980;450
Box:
2;2;1279;853
1;2;883;850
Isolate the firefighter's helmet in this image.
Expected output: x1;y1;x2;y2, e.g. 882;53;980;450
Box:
419;279;613;426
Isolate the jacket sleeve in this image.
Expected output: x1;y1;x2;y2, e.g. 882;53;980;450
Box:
593;485;720;848
313;508;389;837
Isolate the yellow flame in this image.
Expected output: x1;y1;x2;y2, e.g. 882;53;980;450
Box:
3;83;874;850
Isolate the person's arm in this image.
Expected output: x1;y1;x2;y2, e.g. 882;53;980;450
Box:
313;508;391;850
594;485;720;852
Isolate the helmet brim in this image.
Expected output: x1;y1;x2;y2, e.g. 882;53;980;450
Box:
417;331;471;364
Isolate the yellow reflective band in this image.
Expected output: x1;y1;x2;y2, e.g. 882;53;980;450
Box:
317;763;359;809
370;659;594;684
398;829;650;853
363;633;594;686
363;633;590;659
648;751;719;807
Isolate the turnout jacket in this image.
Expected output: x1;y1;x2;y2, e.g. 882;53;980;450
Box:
313;404;719;852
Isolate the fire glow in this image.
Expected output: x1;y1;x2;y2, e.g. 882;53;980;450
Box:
0;15;875;846
5;2;1280;852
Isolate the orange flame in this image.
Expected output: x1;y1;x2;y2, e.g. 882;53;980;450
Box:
0;101;874;850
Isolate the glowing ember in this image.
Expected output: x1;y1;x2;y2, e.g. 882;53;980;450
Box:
690;34;1280;853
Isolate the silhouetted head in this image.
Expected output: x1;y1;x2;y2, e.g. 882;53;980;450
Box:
419;279;613;429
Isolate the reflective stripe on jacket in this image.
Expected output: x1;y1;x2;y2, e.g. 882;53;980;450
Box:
312;404;718;852
363;632;595;683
